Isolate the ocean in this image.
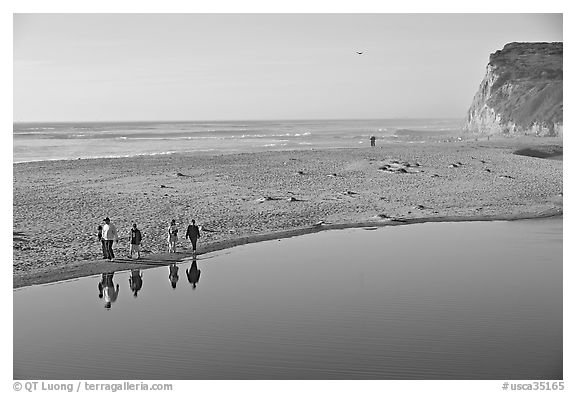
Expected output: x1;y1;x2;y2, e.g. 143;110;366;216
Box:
13;118;464;163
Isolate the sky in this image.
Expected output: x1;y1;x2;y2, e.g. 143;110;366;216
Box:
13;13;562;122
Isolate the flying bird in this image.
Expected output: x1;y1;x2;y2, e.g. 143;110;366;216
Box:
356;51;364;55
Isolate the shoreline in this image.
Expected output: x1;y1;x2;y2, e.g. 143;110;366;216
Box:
13;138;562;289
13;209;562;289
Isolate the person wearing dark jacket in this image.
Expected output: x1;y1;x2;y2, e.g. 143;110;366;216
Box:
129;223;142;259
185;219;201;254
97;225;108;259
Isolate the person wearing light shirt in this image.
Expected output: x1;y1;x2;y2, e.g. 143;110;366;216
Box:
102;217;118;261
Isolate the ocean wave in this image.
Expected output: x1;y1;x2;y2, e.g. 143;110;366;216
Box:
17;127;55;131
13;149;219;164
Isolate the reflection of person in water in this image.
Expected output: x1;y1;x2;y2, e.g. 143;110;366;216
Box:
102;272;119;309
186;257;201;289
169;263;179;289
129;269;143;297
98;274;105;298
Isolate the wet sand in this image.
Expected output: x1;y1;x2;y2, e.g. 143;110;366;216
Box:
13;136;562;288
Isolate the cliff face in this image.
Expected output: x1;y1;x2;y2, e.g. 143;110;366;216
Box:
465;42;562;137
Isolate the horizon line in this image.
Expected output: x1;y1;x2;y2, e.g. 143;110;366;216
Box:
13;116;466;124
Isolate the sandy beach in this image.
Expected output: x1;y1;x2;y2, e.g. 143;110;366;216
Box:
13;136;562;288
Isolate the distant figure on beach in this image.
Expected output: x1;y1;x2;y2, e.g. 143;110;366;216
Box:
168;219;178;253
129;269;143;297
370;136;376;147
169;263;179;289
102;217;118;261
97;225;108;259
102;272;119;309
185;219;201;254
186;257;201;289
129;223;142;259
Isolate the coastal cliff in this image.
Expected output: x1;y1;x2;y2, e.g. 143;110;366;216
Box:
465;42;562;137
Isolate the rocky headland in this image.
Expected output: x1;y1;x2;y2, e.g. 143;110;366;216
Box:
465;42;563;137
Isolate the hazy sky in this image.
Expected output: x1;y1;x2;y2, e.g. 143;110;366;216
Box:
13;13;562;122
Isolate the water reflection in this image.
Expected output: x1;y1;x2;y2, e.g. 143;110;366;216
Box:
168;263;179;289
98;272;119;309
99;258;201;304
14;219;562;379
129;269;143;297
186;257;201;289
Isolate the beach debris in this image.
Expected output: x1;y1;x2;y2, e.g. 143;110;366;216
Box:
374;213;391;219
414;204;427;210
343;190;357;195
13;231;29;244
313;220;329;227
160;184;166;188
327;173;341;177
257;196;280;202
499;175;515;179
379;165;410;174
287;196;303;202
484;168;492;172
363;227;378;231
430;174;441;178
176;172;191;177
449;163;461;168
296;170;306;175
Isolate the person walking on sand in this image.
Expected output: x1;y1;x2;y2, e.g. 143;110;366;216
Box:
129;223;142;259
370;135;376;147
102;217;118;261
185;219;201;254
168;219;179;253
169;263;179;289
97;225;108;259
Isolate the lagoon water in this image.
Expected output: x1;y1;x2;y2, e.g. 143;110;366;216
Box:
14;218;562;380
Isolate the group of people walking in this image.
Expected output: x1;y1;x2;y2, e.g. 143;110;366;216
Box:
97;217;201;261
168;219;201;253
